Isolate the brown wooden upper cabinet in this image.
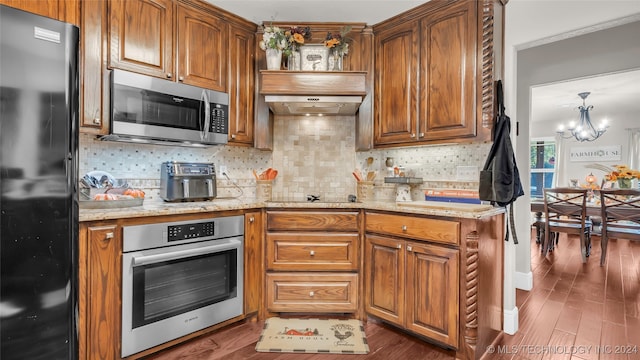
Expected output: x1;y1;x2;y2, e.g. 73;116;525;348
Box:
227;24;256;146
419;0;476;141
373;0;503;147
0;0;79;25
374;20;419;145
109;0;228;92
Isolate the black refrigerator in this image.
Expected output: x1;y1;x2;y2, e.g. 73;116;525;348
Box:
0;5;79;359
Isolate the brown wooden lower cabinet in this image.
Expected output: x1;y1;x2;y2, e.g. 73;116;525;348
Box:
263;209;362;318
78;208;502;360
364;211;504;360
365;234;459;346
244;210;263;316
78;223;122;360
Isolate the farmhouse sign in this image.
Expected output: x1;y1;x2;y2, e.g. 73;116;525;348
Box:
569;145;621;162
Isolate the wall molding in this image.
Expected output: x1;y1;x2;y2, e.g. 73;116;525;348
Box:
503;306;519;335
514;270;533;291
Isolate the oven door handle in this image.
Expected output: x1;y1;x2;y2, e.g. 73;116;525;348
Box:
131;240;239;266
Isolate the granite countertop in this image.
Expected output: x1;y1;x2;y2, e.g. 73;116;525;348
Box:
79;198;504;222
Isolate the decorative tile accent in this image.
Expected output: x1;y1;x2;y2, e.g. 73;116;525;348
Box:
271;115;356;202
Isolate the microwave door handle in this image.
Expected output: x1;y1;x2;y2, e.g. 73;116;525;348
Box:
200;90;211;141
206;178;214;197
132;240;241;266
182;178;190;198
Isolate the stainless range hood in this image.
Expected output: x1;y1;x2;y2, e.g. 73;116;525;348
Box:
260;71;367;116
264;95;363;115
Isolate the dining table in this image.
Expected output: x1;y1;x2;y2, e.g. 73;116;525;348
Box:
531;193;639;256
530;199;602;251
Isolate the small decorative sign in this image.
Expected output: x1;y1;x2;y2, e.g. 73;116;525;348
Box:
300;44;329;71
569;145;621;162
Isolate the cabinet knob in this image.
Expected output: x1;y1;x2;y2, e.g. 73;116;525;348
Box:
166;73;172;79
231;134;237;139
309;250;315;256
410;133;416;138
92;118;101;125
397;244;402;249
407;245;413;252
249;216;255;223
419;132;424;138
309;291;314;297
178;76;184;82
105;232;114;239
402;225;407;231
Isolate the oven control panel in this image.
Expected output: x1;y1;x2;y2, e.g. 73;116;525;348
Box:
122;215;243;252
168;221;215;241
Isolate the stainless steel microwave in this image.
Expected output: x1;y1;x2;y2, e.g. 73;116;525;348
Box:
105;69;228;147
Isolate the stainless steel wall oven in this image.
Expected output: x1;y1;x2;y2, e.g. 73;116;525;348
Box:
121;215;243;357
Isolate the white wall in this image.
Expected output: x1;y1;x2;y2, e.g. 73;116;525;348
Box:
532;115;637;188
503;0;640;335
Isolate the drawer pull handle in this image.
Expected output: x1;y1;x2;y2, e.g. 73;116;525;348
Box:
105;232;114;239
402;225;407;231
309;250;315;256
309;291;314;297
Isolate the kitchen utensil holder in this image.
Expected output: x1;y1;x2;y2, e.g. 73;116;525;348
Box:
357;181;374;202
256;180;273;201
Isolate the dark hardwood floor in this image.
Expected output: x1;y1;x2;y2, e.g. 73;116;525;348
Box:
146;230;640;360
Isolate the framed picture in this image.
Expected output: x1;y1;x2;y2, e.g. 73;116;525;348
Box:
300;44;329;71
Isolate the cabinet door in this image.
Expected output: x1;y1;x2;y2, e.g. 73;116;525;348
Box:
80;0;108;133
176;4;227;91
228;24;255;145
405;242;459;347
364;234;405;326
419;0;477;141
374;20;419;145
109;0;174;79
0;0;79;25
244;211;262;316
80;224;122;360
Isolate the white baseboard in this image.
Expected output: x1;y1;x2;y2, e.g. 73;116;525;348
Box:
503;306;519;335
514;270;533;291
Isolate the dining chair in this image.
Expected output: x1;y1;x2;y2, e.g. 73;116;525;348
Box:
542;188;592;262
598;188;640;266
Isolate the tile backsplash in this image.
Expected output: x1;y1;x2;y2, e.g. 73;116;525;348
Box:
80;116;490;202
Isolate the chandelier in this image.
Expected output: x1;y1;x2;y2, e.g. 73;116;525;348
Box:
556;92;608;142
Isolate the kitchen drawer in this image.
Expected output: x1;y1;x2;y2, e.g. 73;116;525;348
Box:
266;210;359;232
365;212;459;245
266;233;359;271
266;272;358;313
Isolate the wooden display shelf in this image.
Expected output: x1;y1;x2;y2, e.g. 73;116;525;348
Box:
259;70;367;96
